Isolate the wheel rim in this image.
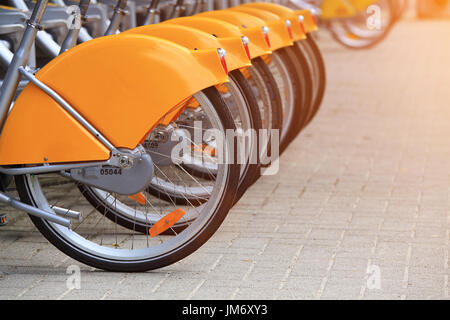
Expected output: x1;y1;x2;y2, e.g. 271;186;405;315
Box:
22;90;232;262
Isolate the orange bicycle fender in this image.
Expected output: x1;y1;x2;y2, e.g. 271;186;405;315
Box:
240;3;306;41
165;16;271;59
294;9;319;33
196;10;273;56
320;0;358;19
124;24;251;72
350;0;378;12
229;6;293;50
0;34;228;165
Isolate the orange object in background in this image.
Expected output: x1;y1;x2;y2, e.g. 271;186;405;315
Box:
128;193;147;205
149;208;186;237
417;0;450;18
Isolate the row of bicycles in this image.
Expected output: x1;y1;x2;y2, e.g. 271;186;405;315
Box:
0;0;394;272
310;0;406;49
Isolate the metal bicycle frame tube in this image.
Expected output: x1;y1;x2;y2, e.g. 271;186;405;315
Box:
60;0;91;53
144;0;161;24
105;0;129;35
0;0;48;134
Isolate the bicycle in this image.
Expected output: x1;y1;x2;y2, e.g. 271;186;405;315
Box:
0;0;241;272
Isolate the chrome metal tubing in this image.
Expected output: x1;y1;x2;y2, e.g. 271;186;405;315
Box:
104;0;128;36
0;192;72;228
52;206;83;222
0;159;112;175
60;0;91;53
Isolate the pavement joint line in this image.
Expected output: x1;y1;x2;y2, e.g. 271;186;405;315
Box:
17;276;45;298
209;254;224;273
57;287;73;300
242;239;270;282
277;245;304;292
402;244;412;290
275;228;311;298
0;235;21;254
99;274;128;300
361;186;386;300
187;253;224;299
315;228;346;299
54;256;70;269
293;153;329;208
359;258;373;300
230;287;239;300
151;272;172;293
101;290;111;300
445;230;449;298
186;279;206;300
445;230;450;269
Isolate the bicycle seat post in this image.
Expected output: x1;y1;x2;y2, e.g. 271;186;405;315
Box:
143;0;161;25
105;0;129;35
60;0;91;54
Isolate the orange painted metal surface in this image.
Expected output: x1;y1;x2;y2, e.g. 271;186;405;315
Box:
295;9;319;33
241;2;307;41
124;24;251;71
0;34;228;165
320;0;357;19
229;6;293;50
196;10;273;55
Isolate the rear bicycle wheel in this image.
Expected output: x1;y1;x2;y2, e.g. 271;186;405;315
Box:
16;87;240;272
149;70;262;205
328;0;396;50
245;57;283;172
294;36;326;128
263;49;302;153
282;45;314;146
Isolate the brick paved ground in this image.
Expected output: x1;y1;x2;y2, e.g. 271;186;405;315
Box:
1;19;450;300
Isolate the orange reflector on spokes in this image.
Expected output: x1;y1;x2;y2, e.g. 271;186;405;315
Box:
149;208;186;237
128;192;147;205
191;144;216;157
